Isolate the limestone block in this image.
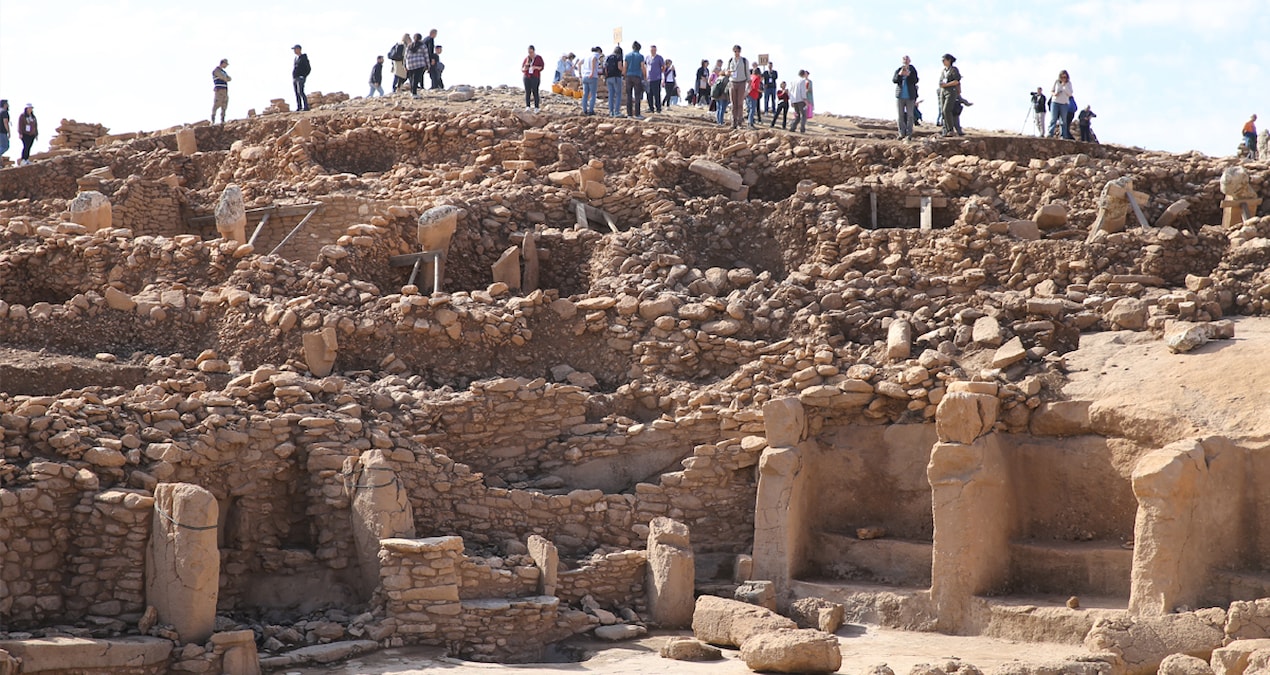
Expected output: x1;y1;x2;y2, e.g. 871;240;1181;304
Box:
660;637;722;661
1106;298;1148;330
1033;203;1068;229
1085;610;1226;675
68;191;112;232
789;597;845;633
887;319;912;360
1221;166;1257;200
302;327;338;377
733;580;777;612
1155;655;1212;675
105;287;137;311
1165;321;1212;354
211;630;261;675
1029;400;1092;437
1087;176;1136;242
691;595;797;648
991;336;1027;369
214;185;247;244
1213;640;1270;675
688;159;744;191
289;117;313;138
527;535;559;596
1008;220;1041;240
595;624;646;641
935;392;998;444
740;629;842;674
146;483;219;644
1156;199;1190;229
972;315;1003;347
345;450;415;597
646;517;695;628
175;127;197;155
522;231;539;293
417;205;460;251
0;638;172;672
491;245;521;291
763;398;806;447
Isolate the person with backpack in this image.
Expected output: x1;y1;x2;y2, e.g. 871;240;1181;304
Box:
291;45;311;112
390;34;410;92
368;56;385;97
211;59;231;124
522;45;545;112
405;34;430;98
604;46;624;117
17;103;37;165
1049;70;1073;139
712;75;730;125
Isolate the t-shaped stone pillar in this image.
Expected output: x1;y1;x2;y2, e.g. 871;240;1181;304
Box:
416;205;460;293
751;398;810;596
146;483;219;644
345;450;416;598
646;517;695;628
214;184;247;244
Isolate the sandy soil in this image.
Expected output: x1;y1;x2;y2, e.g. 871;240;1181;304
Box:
280;627;1092;675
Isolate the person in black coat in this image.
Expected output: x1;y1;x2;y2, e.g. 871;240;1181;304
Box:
893;55;918;140
292;45;311;111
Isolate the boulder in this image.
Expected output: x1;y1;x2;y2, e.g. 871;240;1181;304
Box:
692;595;797;648
1106;298;1148;330
935;392;998;445
1165;322;1212;354
595;624;646;641
1085;610;1226;675
740;629;842;674
733;580;777;612
887;319;912;360
991;336;1027;369
972;315;1003;347
1212;639;1270;675
1158;653;1214;675
1033;203;1069;229
660;637;722;661
788;597;845;633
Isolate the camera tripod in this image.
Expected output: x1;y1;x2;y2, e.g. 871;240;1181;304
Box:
1022;101;1044;136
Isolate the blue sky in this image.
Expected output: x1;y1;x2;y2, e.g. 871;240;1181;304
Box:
2;0;1267;157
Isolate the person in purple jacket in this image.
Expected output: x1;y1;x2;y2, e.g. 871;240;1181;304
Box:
645;45;664;114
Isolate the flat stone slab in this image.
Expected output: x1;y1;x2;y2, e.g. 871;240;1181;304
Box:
0;637;172;671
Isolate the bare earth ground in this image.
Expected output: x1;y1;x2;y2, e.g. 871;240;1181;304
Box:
281;628;1090;675
1062;315;1270;444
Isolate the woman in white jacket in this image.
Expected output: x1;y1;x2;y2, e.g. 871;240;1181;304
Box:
1049;70;1073;139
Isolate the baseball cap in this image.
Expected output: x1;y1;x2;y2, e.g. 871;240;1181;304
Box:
292;44;302;50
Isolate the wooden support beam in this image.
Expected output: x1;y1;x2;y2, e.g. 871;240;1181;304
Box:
572;199;619;233
246;213;271;248
870;191;878;229
268;206;321;257
1125;190;1150;229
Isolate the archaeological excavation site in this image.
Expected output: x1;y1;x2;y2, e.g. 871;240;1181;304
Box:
1;86;1270;675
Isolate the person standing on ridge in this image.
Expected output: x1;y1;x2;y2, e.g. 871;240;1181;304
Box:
405;35;430;98
421;29;440;89
790;70;809;133
17;103;37;165
770;81;789;129
580;46;602;116
695;60;710;108
211;59;231;124
0;100;10;161
1243;114;1258;159
1078;105;1097;143
1049;70;1073;139
604;45;624;117
292;45;311;111
893;55;918;141
937;53;962;137
762;62;778;114
645;45;664;114
431;46;445;89
391;34;410;92
624;41;647;119
747;66;762;128
368;56;385;97
1030;87;1047;136
522;45;545;112
727;45;750;129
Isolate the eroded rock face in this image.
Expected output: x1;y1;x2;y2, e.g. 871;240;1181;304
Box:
1085;609;1226;675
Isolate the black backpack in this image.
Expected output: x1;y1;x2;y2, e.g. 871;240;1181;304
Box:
388;42;404;61
605;54;621;78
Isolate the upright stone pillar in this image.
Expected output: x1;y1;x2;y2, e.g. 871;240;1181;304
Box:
345;450;415;598
146;483;219;644
417;205;460;293
752;398;810;595
527;535;559;596
214;184;247;244
175;127;198;156
646;517;695;628
1128;439;1238;616
927;435;1011;634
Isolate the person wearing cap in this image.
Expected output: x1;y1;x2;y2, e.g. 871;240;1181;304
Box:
579;46;603;116
212;59;231;124
292;45;311;112
17;103;38;165
0;100;9;161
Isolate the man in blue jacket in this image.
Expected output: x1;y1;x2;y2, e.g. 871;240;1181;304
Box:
292;45;311;111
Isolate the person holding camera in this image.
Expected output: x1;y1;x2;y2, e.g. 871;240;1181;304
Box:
937;54;962;137
1049;70;1073;139
1030;87;1047;136
893;55;919;141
